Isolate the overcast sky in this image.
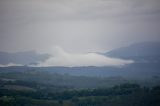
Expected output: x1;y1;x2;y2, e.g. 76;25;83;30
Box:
0;0;160;53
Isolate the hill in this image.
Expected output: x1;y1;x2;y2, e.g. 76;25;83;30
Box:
0;51;50;65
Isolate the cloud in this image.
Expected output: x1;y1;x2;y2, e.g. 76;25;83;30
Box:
0;0;160;53
0;63;23;67
33;46;134;67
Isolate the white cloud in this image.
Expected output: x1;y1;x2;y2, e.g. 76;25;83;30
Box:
0;63;23;67
33;46;134;67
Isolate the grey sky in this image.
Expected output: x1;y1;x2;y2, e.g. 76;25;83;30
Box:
0;0;160;53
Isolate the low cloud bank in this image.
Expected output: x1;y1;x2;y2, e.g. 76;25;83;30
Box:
0;63;23;67
33;47;134;67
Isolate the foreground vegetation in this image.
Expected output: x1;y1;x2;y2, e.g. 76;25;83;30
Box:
0;70;160;106
0;83;160;106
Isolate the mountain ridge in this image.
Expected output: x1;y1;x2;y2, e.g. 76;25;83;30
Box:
0;51;50;65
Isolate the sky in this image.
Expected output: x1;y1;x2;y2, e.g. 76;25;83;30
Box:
0;0;160;67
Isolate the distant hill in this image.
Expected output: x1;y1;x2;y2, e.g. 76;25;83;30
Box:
0;64;160;79
0;42;160;79
0;51;50;65
1;41;160;66
104;42;160;63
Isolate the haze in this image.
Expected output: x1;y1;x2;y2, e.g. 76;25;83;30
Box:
0;0;160;66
